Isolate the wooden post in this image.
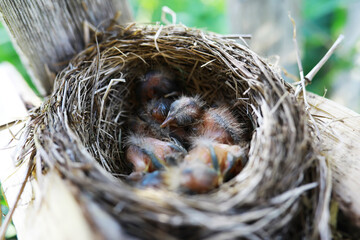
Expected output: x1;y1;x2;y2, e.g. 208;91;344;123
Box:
0;0;132;96
308;93;360;226
228;0;300;74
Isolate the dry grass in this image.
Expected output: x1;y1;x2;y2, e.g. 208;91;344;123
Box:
17;23;330;239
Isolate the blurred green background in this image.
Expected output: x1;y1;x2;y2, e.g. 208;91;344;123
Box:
1;183;17;239
130;0;230;33
129;0;359;107
0;0;359;237
0;0;358;107
0;22;37;95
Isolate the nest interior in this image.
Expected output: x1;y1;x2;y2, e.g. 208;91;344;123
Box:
21;24;328;239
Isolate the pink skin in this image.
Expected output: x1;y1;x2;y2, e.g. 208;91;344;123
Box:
126;137;180;173
180;162;219;193
180;141;243;192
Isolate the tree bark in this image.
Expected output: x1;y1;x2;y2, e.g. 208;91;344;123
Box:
0;0;132;96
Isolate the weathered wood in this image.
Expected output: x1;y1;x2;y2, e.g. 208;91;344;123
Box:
0;63;31;239
0;0;132;96
0;63;125;240
228;0;300;74
308;93;360;226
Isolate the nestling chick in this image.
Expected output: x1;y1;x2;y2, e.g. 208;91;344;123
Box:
126;114;170;142
126;94;247;193
160;95;205;128
146;162;218;193
132;98;187;143
199;107;244;144
184;137;245;183
125;134;186;173
159;137;245;194
146;98;173;123
178;161;219;193
161;96;243;144
136;69;179;104
139;170;164;188
127;98;173;137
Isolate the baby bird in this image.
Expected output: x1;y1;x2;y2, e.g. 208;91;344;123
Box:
127;98;173;137
156;137;245;193
161;96;243;144
180;137;245;192
170;161;219;193
199;107;244;144
131;98;187;144
143;98;172;124
160;95;205;128
140;162;218;193
180;163;218;193
159;96;246;193
136;69;180;104
125;134;186;173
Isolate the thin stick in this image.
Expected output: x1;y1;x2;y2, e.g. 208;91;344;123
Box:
0;160;33;240
305;35;344;82
271;92;289;114
220;34;252;40
0;120;22;132
161;6;177;25
154;25;163;52
289;13;321;135
313;156;332;240
282;67;299;83
187;60;199;85
288;14;307;105
83;20;97;46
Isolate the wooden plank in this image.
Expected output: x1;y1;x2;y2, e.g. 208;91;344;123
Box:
308;92;360;226
0;63;100;239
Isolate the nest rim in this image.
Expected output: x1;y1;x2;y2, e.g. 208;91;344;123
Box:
19;23;328;239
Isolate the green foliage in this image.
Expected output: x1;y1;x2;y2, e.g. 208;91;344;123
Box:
1;182;8;212
130;0;228;33
301;0;354;95
0;183;17;239
0;22;38;95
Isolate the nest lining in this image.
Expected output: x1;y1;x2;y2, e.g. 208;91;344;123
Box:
19;24;328;239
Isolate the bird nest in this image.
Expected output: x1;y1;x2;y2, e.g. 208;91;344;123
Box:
18;24;328;239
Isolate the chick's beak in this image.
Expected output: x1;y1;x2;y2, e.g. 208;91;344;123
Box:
160;115;175;128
